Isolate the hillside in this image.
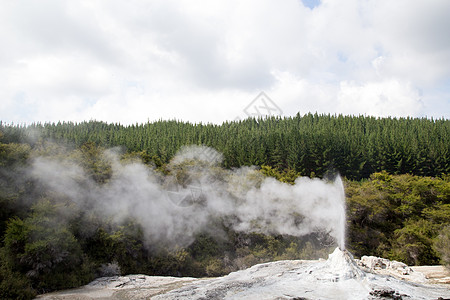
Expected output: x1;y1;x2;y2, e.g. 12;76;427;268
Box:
2;114;449;180
0;115;449;299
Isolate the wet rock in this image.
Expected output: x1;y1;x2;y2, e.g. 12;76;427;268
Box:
369;288;408;299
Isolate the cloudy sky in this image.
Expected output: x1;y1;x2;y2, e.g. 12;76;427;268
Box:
1;0;449;124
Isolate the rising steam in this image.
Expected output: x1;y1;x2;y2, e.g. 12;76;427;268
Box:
30;145;346;248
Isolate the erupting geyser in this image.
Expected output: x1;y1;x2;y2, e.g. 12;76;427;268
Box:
333;176;346;251
35;149;450;299
334;176;347;250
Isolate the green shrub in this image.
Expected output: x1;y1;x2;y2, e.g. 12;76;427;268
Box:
0;249;36;300
205;258;225;276
1;200;95;294
389;219;439;265
434;225;450;268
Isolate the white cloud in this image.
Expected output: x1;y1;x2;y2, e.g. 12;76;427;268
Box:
0;0;449;124
337;80;424;117
269;71;338;116
366;1;450;85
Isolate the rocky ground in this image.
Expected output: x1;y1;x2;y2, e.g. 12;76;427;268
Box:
411;266;450;285
36;248;450;300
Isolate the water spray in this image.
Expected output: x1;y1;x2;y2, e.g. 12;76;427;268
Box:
334;176;346;250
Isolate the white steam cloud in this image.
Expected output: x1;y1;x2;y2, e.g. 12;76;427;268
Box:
30;145;346;248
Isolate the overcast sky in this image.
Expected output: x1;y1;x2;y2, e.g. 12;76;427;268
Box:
1;0;449;124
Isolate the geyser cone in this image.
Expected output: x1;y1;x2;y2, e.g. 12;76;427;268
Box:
325;247;365;280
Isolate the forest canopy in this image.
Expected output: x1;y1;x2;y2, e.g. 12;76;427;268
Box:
1;113;449;180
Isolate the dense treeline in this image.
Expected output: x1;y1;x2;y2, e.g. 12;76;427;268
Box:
0;115;449;299
1;113;449;180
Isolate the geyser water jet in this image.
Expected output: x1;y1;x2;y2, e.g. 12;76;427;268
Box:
334;176;346;250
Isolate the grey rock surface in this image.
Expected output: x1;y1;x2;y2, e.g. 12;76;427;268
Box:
36;248;450;300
